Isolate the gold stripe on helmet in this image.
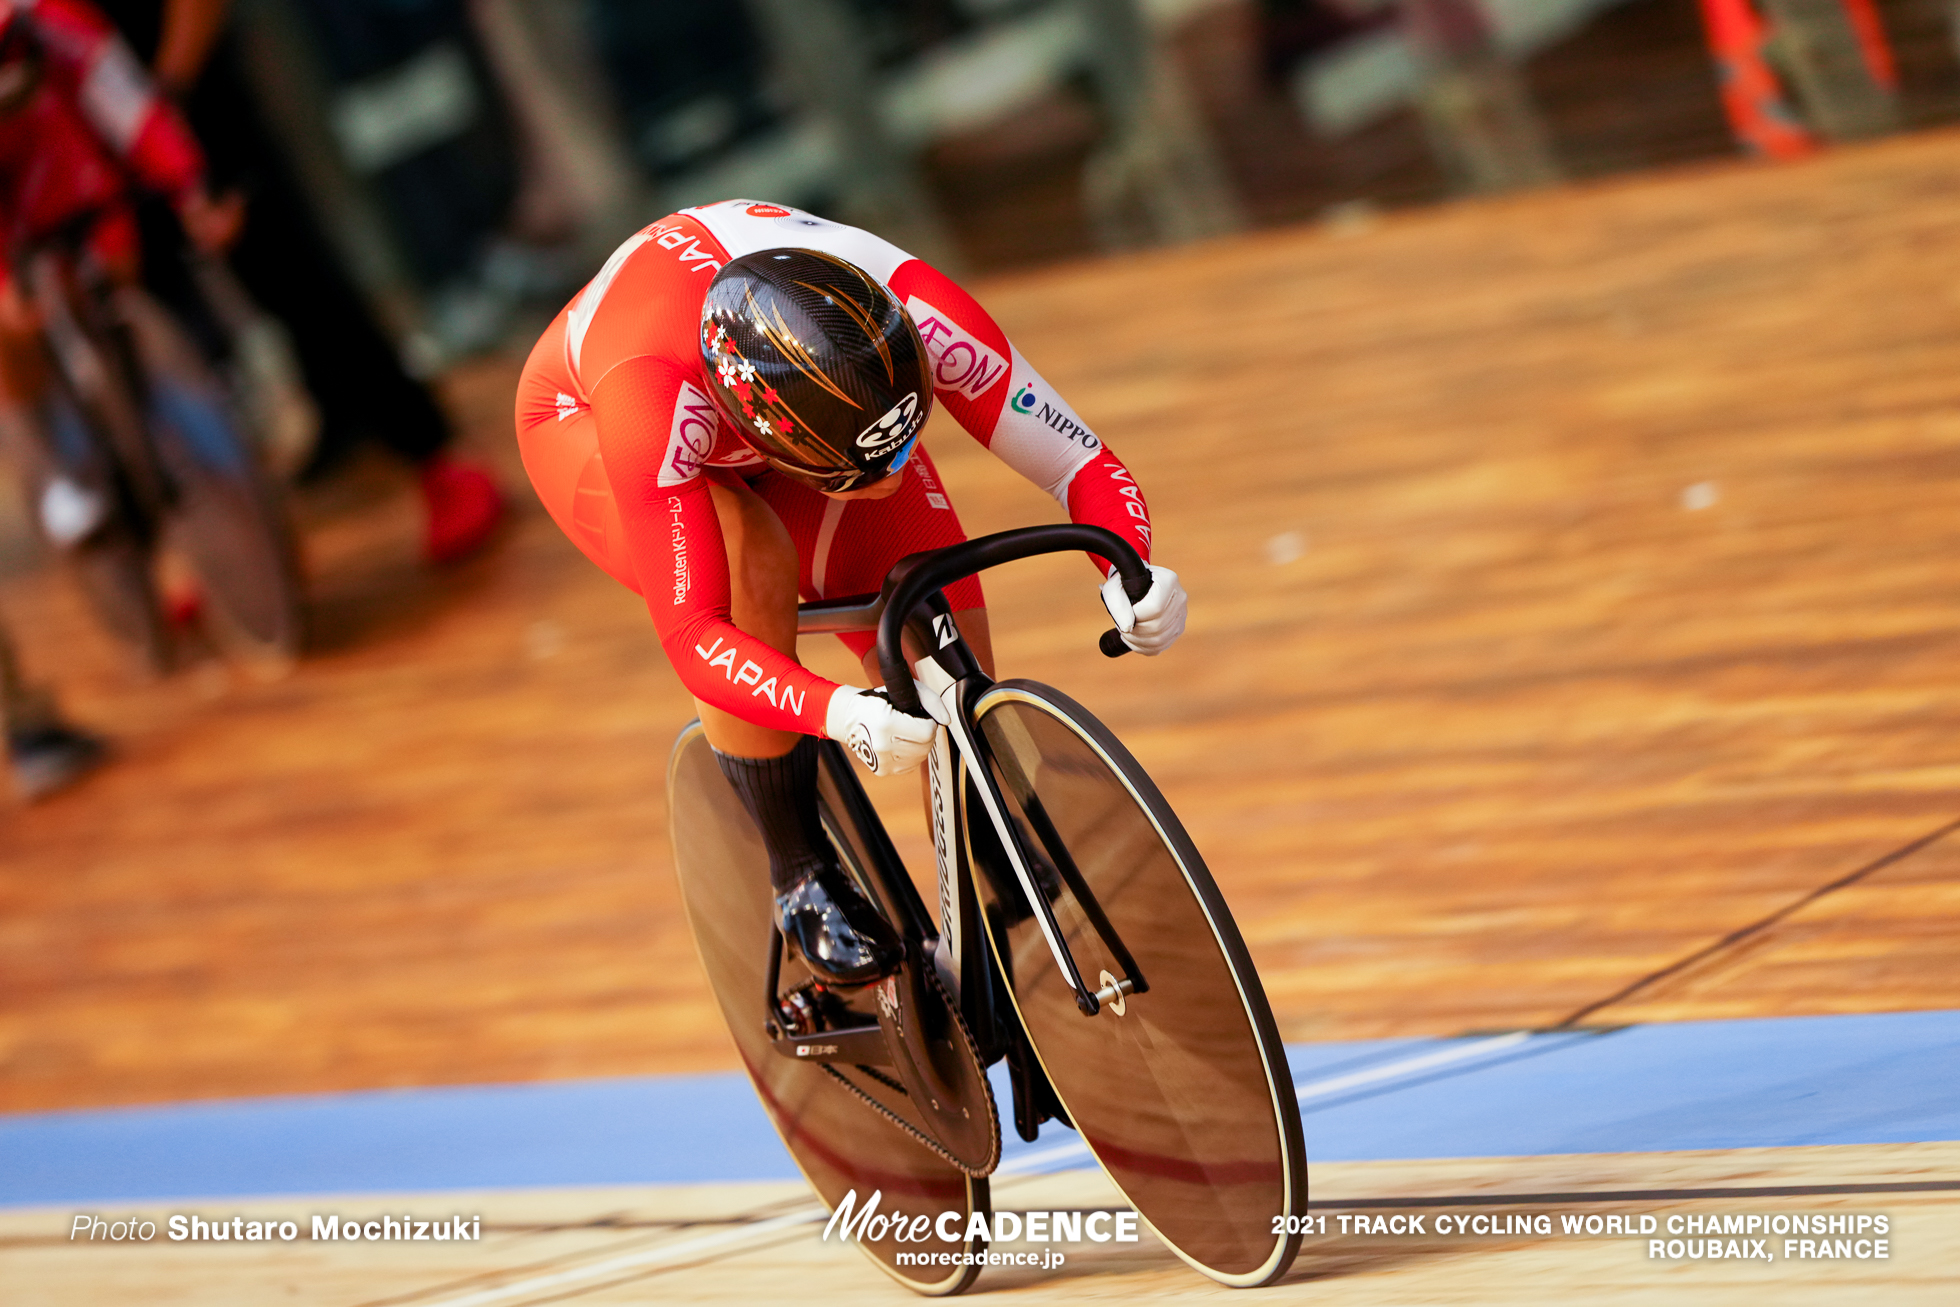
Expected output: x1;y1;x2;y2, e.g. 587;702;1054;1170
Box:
746;290;861;417
788;276;896;386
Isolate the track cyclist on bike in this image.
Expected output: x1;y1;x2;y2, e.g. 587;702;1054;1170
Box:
516;201;1187;987
0;0;237;483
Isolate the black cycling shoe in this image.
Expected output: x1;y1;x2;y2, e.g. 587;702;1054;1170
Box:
8;725;108;802
775;866;903;986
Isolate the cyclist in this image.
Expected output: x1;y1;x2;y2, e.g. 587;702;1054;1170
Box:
516;201;1186;986
92;0;507;566
0;0;239;532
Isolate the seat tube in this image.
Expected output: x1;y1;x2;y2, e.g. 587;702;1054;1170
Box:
926;717;960;973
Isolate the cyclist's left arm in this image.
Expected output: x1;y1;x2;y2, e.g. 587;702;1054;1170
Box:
886;258;1150;561
885;258;1186;654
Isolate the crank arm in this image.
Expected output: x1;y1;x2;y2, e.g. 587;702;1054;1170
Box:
769;1022;890;1065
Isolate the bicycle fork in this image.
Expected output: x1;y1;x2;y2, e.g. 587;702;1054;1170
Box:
913;616;1145;1022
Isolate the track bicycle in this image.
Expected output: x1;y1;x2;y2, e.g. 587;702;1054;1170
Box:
6;219;304;672
668;524;1306;1295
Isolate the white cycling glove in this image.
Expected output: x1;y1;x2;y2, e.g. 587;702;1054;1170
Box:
825;686;938;776
1100;564;1188;656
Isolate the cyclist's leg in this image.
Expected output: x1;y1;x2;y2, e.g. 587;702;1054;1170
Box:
0;273;50;416
1;207;137;412
756;444;994;680
0;612;56;735
758;446;996;855
696;471;899;981
1;272;116;554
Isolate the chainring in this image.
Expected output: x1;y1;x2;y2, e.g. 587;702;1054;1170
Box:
824;960;1000;1177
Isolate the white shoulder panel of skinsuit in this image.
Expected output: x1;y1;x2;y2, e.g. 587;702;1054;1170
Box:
682;200;915;285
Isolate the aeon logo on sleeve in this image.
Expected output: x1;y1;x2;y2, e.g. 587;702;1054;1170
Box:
858;392;923;454
905;297;1008;400
658;382;720;487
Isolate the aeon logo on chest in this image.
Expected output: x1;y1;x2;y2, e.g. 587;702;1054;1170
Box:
906;297;1008;400
658;382;720;487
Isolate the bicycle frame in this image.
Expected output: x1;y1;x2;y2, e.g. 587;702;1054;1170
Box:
22;247;169;516
789;524;1157;1050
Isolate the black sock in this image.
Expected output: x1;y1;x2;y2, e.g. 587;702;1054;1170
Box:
714;737;835;893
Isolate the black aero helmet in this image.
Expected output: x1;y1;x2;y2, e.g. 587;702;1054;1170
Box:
700;248;932;493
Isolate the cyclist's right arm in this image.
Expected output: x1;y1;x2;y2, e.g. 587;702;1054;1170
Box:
588;353;841;737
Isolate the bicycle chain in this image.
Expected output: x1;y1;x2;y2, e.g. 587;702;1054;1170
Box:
817;963;1000;1178
851;1062;910;1098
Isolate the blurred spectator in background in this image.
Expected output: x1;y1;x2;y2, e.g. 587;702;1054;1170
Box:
97;0;505;564
587;0;777;185
1258;0;1390;82
2;613;106;800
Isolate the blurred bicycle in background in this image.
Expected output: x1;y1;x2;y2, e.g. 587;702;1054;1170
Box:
0;0;307;677
7;216;305;674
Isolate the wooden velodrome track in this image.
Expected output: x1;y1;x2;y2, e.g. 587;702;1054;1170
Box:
6;128;1960;1302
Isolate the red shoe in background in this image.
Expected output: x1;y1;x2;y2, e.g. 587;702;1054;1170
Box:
421;456;505;564
163;579;204;629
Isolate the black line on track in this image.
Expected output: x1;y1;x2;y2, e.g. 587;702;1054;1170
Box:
1313;1179;1960;1209
1551;813;1960;1029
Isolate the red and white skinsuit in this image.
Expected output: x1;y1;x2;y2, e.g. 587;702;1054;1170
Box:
0;0;204;296
516;200;1155;735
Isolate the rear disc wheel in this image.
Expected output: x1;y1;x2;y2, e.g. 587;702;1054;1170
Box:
669;721;988;1296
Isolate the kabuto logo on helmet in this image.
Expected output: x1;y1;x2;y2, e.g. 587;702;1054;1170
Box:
857;392;922;455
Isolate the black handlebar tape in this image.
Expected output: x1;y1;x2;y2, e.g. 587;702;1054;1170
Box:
877;525;1149;715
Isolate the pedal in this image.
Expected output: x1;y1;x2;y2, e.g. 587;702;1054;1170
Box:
767;983;887;1064
774;985;828;1038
